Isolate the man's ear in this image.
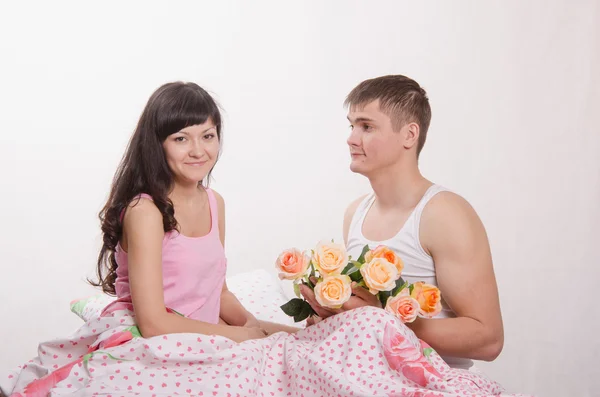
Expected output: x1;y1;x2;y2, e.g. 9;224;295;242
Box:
403;122;420;150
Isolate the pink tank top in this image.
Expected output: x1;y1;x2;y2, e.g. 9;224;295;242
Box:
110;188;226;324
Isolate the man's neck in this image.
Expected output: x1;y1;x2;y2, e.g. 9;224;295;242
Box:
367;162;432;211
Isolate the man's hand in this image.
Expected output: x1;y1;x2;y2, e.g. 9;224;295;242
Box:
299;279;382;325
344;282;382;309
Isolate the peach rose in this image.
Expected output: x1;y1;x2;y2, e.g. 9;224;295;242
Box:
275;248;311;280
360;257;399;294
365;245;404;273
312;241;349;276
385;289;420;323
410;282;443;318
314;275;352;309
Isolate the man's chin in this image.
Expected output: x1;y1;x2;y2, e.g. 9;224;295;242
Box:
349;163;368;176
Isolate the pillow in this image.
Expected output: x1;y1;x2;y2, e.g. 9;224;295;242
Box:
70;269;304;328
70;293;115;321
226;269;304;327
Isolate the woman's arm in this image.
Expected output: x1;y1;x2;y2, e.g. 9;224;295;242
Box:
219;281;259;327
123;198;265;343
219;284;302;334
258;320;302;335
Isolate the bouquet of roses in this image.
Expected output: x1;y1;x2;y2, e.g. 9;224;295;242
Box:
275;240;443;323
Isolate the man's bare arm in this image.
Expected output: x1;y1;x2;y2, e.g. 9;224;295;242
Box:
410;192;504;361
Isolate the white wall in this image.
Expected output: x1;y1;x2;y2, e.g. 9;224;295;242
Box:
1;1;598;396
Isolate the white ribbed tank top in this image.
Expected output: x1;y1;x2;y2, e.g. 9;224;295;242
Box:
346;184;473;369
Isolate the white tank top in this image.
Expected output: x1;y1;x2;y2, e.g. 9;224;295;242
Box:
346;184;473;369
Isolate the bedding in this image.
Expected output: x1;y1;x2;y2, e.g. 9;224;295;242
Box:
2;269;533;396
2;306;532;396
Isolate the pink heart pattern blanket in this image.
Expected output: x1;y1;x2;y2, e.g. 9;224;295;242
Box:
1;306;534;397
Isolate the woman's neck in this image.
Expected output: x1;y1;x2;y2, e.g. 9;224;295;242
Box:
169;180;203;206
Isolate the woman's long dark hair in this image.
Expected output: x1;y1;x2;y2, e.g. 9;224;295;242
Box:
90;82;223;295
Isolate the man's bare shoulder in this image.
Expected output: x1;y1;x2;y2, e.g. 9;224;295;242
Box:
420;191;488;254
342;194;370;245
424;191;478;219
345;194;369;219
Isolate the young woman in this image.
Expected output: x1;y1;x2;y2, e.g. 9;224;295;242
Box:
1;82;298;397
90;81;293;343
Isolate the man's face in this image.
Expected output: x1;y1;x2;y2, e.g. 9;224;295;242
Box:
346;100;407;177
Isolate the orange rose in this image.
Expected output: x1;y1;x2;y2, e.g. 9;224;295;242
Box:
314;275;352;309
312;241;349;276
410;282;442;318
360;257;399;294
365;245;404;274
385;289;420;323
275;248;311;280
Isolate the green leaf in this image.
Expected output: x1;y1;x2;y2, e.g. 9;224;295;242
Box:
357;244;371;263
70;300;87;316
83;353;92;365
294;300;315;322
341;262;355;275
106;352;122;361
351;260;363;269
379;278;408;307
409;283;414;295
343;264;362;280
378;291;392;308
391;277;407;297
349;271;363;282
96;351;123;361
423;347;434;357
280;298;306;316
293;282;301;298
126;326;142;338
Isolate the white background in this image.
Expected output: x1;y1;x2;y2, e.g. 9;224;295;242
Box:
1;1;598;396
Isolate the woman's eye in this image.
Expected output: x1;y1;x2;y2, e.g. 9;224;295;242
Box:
174;136;186;142
204;133;216;140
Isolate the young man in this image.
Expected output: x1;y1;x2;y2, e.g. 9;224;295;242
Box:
300;75;504;369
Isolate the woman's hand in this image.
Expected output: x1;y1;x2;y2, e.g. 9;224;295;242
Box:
229;326;268;343
243;316;261;329
257;320;302;335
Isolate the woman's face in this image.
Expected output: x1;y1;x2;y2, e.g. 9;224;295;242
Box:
162;119;220;186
